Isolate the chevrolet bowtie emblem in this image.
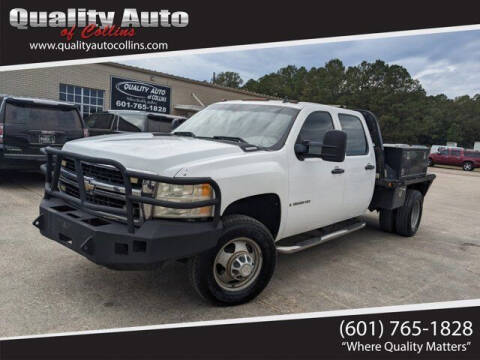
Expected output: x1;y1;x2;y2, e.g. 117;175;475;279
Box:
84;179;95;194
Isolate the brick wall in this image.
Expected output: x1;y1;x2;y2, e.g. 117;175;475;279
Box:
0;63;266;116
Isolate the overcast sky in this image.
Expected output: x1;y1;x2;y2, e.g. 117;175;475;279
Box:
120;29;480;99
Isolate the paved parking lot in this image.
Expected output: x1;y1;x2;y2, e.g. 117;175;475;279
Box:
1;166;479;338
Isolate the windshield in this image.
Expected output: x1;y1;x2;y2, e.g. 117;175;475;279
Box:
5;103;83;131
174;103;299;149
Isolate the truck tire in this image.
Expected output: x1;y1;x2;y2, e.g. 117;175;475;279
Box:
188;215;276;306
395;189;423;237
379;209;396;233
463;161;474;171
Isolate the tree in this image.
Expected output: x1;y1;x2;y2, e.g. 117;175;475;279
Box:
212;72;243;88
233;60;479;147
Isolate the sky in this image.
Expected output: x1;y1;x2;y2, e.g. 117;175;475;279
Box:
120;29;480;99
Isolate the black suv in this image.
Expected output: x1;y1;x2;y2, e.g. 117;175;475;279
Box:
85;110;187;137
0;95;87;170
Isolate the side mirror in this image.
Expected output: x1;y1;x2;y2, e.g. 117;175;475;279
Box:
295;130;347;162
321;130;347;162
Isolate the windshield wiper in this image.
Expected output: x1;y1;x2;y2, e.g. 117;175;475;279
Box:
172;131;196;137
212;135;247;143
210;135;265;151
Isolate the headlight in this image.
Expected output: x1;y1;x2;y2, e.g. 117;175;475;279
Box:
142;181;214;219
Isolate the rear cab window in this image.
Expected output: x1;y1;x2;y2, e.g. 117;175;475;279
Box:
338;113;369;156
86;113;115;129
5;101;83;131
118;116;141;132
147;116;172;132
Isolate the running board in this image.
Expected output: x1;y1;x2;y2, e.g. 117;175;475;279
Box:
276;221;366;254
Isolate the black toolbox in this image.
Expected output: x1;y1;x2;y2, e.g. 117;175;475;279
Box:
383;144;429;180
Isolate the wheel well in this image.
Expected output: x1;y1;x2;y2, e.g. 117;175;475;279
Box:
222;194;281;238
407;182;431;196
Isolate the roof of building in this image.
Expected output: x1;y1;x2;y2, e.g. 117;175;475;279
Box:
104;62;277;100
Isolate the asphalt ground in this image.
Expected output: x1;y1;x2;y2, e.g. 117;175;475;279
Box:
0;165;479;337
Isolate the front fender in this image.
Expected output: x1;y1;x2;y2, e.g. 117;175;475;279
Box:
176;152;289;239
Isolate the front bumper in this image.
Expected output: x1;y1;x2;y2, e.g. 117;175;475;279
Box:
35;197;223;269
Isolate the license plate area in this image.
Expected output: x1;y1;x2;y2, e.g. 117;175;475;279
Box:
39;134;55;144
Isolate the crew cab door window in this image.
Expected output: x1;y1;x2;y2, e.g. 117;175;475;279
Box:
338;114;368;156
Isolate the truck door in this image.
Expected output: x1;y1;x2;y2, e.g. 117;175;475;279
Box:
287;111;346;237
338;113;376;217
436;147;449;165
449;148;463;166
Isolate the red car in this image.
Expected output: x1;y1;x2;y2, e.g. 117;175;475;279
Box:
429;147;480;171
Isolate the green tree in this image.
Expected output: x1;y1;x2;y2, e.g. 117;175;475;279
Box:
212;72;244;88
238;59;479;147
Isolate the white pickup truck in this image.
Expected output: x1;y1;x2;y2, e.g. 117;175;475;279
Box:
34;100;435;305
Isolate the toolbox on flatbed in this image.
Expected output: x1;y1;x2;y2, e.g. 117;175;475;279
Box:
368;142;434;211
383;144;429;180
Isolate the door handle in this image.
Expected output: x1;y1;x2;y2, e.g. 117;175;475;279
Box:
365;164;375;170
331;168;345;174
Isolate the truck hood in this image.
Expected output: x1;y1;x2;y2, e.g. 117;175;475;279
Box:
62;133;243;176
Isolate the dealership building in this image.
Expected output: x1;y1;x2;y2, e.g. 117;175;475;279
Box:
0;62;269;119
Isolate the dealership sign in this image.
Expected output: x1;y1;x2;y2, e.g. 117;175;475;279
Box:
111;76;171;114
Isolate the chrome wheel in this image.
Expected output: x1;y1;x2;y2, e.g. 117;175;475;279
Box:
411;200;421;230
464;162;473;171
213;237;263;291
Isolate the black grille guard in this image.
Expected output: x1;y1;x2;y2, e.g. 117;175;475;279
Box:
41;146;221;233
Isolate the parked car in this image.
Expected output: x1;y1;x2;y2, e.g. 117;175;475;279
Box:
0;95;86;171
34;100;435;305
85;110;186;136
428;146;480;171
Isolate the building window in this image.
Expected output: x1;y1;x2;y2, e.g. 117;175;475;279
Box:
59;84;104;118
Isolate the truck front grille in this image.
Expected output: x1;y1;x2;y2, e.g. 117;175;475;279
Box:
59;159;142;221
63;158;140;188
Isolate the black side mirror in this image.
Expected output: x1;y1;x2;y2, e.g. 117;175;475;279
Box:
295;130;347;162
321;130;347;162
